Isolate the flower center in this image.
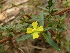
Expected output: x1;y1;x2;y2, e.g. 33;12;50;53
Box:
32;28;37;32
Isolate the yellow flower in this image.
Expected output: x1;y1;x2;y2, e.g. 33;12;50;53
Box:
37;26;43;31
26;21;44;39
32;32;39;39
32;21;38;28
26;28;33;33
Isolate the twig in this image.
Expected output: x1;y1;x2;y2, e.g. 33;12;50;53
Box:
48;29;56;36
46;6;70;17
53;6;70;15
0;35;13;44
25;14;32;19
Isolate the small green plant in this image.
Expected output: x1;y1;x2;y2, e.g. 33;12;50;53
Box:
17;0;67;51
0;0;69;52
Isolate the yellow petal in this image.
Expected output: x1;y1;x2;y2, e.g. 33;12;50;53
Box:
37;26;44;31
32;21;38;28
26;28;33;34
32;32;39;39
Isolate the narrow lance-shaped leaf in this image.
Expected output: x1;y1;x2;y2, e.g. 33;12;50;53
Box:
62;24;70;29
39;13;44;26
60;14;66;20
48;0;53;8
17;34;32;42
38;6;49;11
43;33;61;50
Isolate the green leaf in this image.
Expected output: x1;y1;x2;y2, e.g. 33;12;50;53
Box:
29;15;40;21
39;13;44;26
38;6;48;11
47;31;51;37
60;14;66;20
30;17;39;21
44;27;51;31
48;0;53;8
17;34;32;41
43;33;61;50
50;3;55;11
62;24;70;29
57;28;66;31
57;26;66;31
